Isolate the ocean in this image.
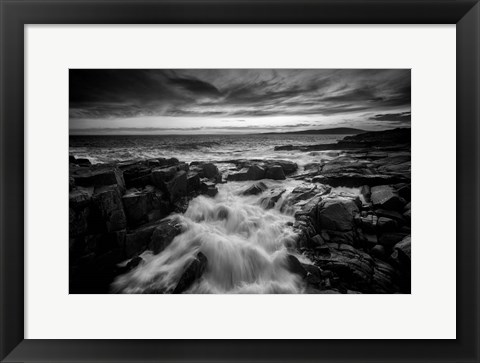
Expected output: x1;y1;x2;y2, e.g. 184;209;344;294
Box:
69;133;347;168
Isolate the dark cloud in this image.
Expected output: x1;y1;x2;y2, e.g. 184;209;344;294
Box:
69;69;411;121
370;112;411;122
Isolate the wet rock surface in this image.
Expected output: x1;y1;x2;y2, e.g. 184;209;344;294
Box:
69;157;221;293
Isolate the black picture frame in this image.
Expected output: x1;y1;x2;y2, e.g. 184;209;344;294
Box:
1;1;479;362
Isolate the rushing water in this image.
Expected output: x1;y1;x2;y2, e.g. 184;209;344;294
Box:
112;180;314;293
71;133;355;293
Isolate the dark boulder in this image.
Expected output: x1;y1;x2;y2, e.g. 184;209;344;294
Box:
200;181;218;197
265;165;286;180
72;167;126;194
69;188;92;238
186;172;201;194
165;171;187;202
122;188;170;228
375;208;405;223
152;165;179;188
227;168;249;182
89;186;127;233
273;160;298;175
378;232;408;248
370;185;406;211
85;230;126;257
376;217;398;233
312;173;409;188
371;244;386;259
247;165;266;180
125;223;158;258
243;182;267;196
285;254;307;278
202;163;220;179
69;177;75;191
121;163;153;189
274;144;294;151
260;189;286;209
173;252;208;293
317;199;358;231
391;235;411;262
149;218;184;255
158;157;180;167
359;185;371;203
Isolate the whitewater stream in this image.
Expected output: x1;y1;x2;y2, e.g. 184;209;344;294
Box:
112;180;311;294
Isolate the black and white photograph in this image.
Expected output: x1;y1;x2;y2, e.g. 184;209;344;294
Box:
69;69;411;294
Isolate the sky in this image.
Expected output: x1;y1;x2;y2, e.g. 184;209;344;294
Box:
69;69;411;135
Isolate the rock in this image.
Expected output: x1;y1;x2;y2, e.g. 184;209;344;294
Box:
200;181;218;197
121;163;153;189
173;252;208;293
312;173;409;188
260;189;286;209
359;185;371;203
371;244;386;259
152;166;179;189
317;199;358;231
149;218;184;254
285;254;307;278
376;217;398;233
339;128;411;148
186;172;201;194
364;233;378;247
294;194;323;222
70;155;92;166
69;177;75;191
391;235;411;261
122;188;170;228
370;185;406;211
371;259;401;293
122;190;151;227
69;188;92;238
273;160;298;175
243;182;267;196
75;158;92;166
314;243;376;292
302;263;323;286
390;235;411;293
202;163;220;180
165;171;187;202
357;214;378;233
397;184;411;201
85;230;126;256
310;234;325;247
89;186;127;233
227;168;249;181
378;232;408;248
403;209;411;225
125;223;158;258
247;165;266;180
375;209;405;224
158;157;180;167
72;167;126;194
265;165;286;180
274;144;294;151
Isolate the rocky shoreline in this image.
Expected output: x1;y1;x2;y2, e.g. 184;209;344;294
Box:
69;127;411;294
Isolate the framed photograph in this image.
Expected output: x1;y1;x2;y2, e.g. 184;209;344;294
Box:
1;0;479;362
